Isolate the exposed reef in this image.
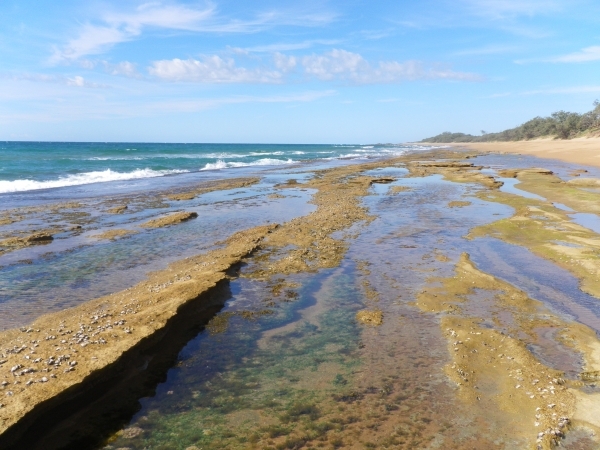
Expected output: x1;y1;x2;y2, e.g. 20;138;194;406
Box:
140;211;198;229
0;225;276;449
166;177;260;201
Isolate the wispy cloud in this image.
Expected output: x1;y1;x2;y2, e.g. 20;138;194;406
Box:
51;2;337;64
522;85;600;95
229;39;341;54
0;82;337;121
149;49;482;84
486;92;512;98
515;45;600;64
547;46;600;63
452;44;521;56
141;90;337;114
50;3;214;63
358;29;395;40
2;72;108;88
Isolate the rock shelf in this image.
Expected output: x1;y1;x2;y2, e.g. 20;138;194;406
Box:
0;224;276;449
139;211;198;228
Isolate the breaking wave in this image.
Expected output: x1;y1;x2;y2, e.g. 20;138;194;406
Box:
0;168;189;193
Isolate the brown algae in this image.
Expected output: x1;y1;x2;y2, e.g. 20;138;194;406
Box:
5;149;600;449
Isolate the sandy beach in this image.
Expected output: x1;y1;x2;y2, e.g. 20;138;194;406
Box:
3;148;600;449
450;137;600;169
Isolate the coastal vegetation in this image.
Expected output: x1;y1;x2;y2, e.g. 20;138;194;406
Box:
422;100;600;142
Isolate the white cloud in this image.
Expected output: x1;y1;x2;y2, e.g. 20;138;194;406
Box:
143;90;337;114
51;3;337;64
303;49;368;81
2;72;107;88
0;77;336;121
148;56;283;83
104;2;215;31
273;53;297;72
452;44;520;56
49;3;224;63
148;49;481;84
359;29;395;40
229;39;342;53
103;61;142;78
548;46;600;63
51;24;132;63
301;49;481;84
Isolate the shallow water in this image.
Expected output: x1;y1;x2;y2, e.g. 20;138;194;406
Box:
0;181;316;331
498;177;546;200
5;150;600;449
570;212;600;234
107;160;600;449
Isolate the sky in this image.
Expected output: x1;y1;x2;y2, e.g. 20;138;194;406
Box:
1;0;600;143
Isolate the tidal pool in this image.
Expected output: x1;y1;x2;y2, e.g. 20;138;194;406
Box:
106;166;600;449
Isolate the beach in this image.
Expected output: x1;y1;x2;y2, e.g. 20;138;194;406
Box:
453;137;600;169
2;144;600;449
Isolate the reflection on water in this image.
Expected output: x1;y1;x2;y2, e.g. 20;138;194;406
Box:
498;177;546;200
5;152;600;448
0;184;315;331
107;266;365;449
105;164;600;449
570;212;600;234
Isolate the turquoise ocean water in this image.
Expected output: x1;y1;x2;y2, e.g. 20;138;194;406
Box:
0;141;434;194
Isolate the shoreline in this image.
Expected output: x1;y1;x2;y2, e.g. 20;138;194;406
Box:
426;137;600;169
3;148;600;448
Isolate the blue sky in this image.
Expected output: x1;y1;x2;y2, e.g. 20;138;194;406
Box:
1;0;600;143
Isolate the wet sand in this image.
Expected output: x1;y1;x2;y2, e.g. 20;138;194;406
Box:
3;149;600;449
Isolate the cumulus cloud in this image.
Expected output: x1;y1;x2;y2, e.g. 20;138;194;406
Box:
103;61;142;78
301;49;481;83
273;53;297;72
148;56;283;83
302;49;367;80
148;49;480;84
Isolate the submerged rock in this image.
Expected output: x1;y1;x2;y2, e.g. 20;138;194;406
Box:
356;310;383;326
107;205;128;214
140;211;198;228
0;232;54;247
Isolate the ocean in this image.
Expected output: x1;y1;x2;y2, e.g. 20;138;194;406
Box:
0;141;434;194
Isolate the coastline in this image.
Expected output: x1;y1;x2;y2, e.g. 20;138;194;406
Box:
3;148;600;448
435;137;600;169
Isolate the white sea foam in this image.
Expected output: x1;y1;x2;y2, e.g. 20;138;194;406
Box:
249;151;285;156
0;168;188;193
201;158;296;171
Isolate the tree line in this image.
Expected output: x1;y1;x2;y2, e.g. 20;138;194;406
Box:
421;100;600;143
